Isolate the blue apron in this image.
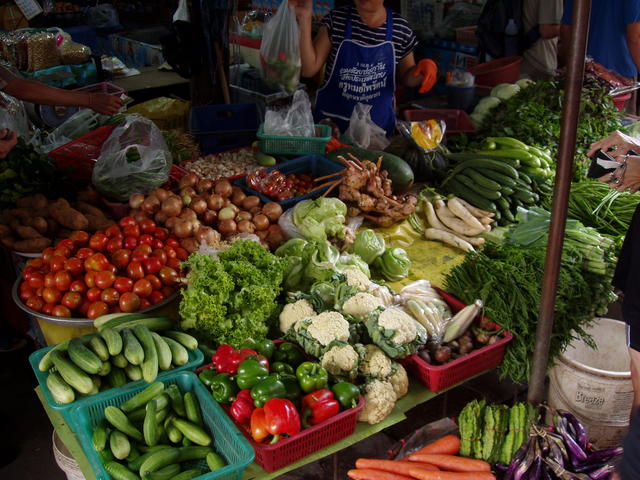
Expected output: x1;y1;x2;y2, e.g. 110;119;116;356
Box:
314;7;397;134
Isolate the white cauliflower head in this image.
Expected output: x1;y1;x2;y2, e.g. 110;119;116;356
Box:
342;292;385;318
279;299;316;334
344;267;371;292
388;362;409;400
358;380;397;424
378;308;418;344
359;344;393;379
294;312;350;357
321;341;362;379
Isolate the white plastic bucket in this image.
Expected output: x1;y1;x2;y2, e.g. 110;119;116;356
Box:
52;431;85;480
548;317;633;448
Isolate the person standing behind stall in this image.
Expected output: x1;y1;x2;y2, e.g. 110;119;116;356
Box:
520;0;563;80
290;0;438;135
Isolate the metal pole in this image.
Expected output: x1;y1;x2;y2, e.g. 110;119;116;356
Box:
527;0;592;404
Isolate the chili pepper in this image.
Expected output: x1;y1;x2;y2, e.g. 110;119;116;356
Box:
273;342;305;368
301;389;340;427
240;338;275;360
331;382;360;409
210;373;239;404
198;368;217;387
212;344;258;375
250;376;287;408
229;389;254;425
296;362;329;393
250;398;301;443
271;362;294;375
279;374;302;403
237;358;269;390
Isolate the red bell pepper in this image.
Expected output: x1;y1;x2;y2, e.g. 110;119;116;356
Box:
211;344;258;375
301;389;340;427
229;389;255;425
250;398;301;443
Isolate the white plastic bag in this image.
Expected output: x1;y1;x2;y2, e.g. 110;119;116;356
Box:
345;103;390;150
263;89;314;137
92;115;172;202
259;0;301;93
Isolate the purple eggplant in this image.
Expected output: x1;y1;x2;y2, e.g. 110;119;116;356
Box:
574;461;607;473
514;438;538;480
585;447;623;464
526;457;542;480
557;416;588;466
548;432;570;463
544;458;593;480
541;465;554;480
495;463;509;472
588;463;615;480
560;410;588;451
505;438;533;480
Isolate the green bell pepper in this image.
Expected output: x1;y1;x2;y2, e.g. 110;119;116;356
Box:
211;373;239;404
279;374;302;403
198;369;217;387
332;382;360;409
240;338;276;360
271;362;294;375
250;376;286;408
295;362;329;393
273;342;305;368
237;358;269;390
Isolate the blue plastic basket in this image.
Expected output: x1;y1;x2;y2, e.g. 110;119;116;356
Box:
234;155;344;209
189;104;258;154
71;371;254;480
29;336;204;433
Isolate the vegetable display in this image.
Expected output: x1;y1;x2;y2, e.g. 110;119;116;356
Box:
289;197;348;244
184;147;262;181
246;169;314;201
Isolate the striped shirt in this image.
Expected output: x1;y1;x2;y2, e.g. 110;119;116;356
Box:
320;6;418;79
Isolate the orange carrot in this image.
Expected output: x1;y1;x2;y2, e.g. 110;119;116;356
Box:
348;468;414;480
355;459;439;476
411;435;461;456
408;468;496;480
406;454;491;473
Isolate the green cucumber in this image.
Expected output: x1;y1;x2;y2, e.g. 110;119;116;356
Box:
50;351;93;394
206;452;226;471
100;327;123;356
151;332;172;371
97;361;112;377
165;385;186;417
109;430;131;460
475;149;540;168
88;336;110;362
172;418;211;446
161;336;188;366
94;313;146;330
176;446;213;462
104;461;140;480
162;331;198;351
456;174;502;200
107;367;127;388
144;397;158;447
123;328;144;366
486;136;530;150
92;420;108;452
183;392;203;426
146;464;180;480
104;406;144;442
446;178;497;212
133;325;158;383
112;316;173;333
46;371;75;404
167;424;183;443
121;382;165;413
476;168;518;187
125;364;142;381
139;447;180;478
68;338;103;374
112;353;129;368
38;341;70;372
172;469;204;480
463;168;502;190
456;158;519;178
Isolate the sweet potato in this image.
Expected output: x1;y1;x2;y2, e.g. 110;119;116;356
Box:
75;201;107;218
16;196;33;209
48;199;89;230
76;189;100;204
86;214;114;232
15;225;42;239
14;237;51;253
31;194;48;210
27;217;48;234
9;208;33;221
1;235;16;249
46;219;59;236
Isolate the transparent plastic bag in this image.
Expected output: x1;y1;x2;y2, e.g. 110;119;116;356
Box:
397;119;446;153
263;89;314;137
87;4;120;29
0;92;29;139
259;0;301;93
92;115;172;202
345;103;390;150
278;208;304;239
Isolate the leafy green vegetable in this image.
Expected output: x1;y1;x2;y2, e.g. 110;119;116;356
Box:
373;247;410;282
351;229;386;264
292;198;347;242
336;254;371;279
179;240;285;348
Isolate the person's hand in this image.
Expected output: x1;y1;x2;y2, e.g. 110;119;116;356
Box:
588;130;640;158
412;59;438;94
0;130;17;159
88;93;122;116
598;155;640;193
289;0;312;21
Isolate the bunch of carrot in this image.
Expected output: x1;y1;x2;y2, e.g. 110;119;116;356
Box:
347;434;496;480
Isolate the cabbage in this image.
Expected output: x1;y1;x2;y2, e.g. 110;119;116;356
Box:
374;247;410;282
516;78;535;90
275;238;308;257
337;254;371;279
470;112;486;126
473;96;501;115
490;83;521;101
293;198;348;242
352;229;386;264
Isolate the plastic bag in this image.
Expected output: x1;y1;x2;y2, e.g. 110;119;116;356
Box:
87;4;120;29
127;97;190;130
264;89;314;137
345;103;390;150
278;208;304;239
259;0;301;93
92;115;172;202
0;92;29;139
447;69;474;87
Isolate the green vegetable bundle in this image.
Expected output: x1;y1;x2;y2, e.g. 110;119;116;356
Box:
459;399;485;457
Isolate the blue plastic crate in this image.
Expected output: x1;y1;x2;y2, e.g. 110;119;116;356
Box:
234;155;344;209
71;371;254;480
29;335;204;433
190;104;258;154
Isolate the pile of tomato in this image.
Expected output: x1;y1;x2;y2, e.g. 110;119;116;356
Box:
246;169;314;201
19;217;184;319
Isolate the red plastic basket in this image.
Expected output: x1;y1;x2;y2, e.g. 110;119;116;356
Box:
74;82;126;97
400;288;512;393
403;109;476;136
612;92;632;112
468;56;523;87
49;125;117;180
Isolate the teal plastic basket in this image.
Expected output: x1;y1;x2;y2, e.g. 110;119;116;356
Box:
29;335;204;433
257;124;331;156
72;371;255;480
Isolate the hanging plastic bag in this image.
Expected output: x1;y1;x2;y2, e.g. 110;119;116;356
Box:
345;103;390;150
92;115;172;202
259;0;301;93
263;89;314;137
87;4;120;29
0;92;29;139
394;118;449;182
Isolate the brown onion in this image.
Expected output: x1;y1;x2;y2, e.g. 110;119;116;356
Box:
154;211;168;224
262;202;283;222
196;179;214;194
191;197;208;215
218;207;235;221
181;237;199;253
237;220;255;234
231;190;246;205
249;206;262;215
195;226;221;245
141;196;161;214
218;219;237;236
179;208;197;220
151;188;170;202
161;196;182;217
266;224;285;247
253;214;269;231
231;186;243;196
229;203;240;215
214;180;233;197
179;173;199;189
202;210;218;226
260;241;270;250
133;210;148;223
180;187;197;198
256;230;269;241
207;194;224;211
236;211;252;223
174;219;194;238
129;193;145;209
165;216;180;230
242;196;261;210
181;195;192;207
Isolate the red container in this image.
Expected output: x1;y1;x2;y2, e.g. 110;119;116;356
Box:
468;56;523;87
400;288;512;393
49;125;117;180
74;82;126;97
612;92;632;112
403;109;476;136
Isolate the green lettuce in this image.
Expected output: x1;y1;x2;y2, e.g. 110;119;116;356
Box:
293;198;347;242
352;229;385;264
374;247;410;282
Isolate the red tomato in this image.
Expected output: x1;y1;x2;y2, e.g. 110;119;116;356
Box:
54;246;72;258
165;247;177;259
161;286;174;298
70;231;90;247
111;249;131;269
159;267;178;286
57;239;74;251
123;224;141;239
42;303;55;315
126;261;145;280
28;272;44;289
22;266;37;280
119;292;141;313
89;233;109;251
154;227;169;240
114;277;134;294
85;253;109;272
78;301;91;316
44;273;56;288
139;298;152;310
143;257;163;275
26;295;44;312
149;290;165;305
52;305;72;318
42;248;55;263
166;257;182;271
86;287;102;302
138;234;154;246
36;287;43;297
64;258;83;277
106;263;118;275
124;236;138;250
174;247;188;261
87;301;109;319
133;279;152;298
105;224;122;238
54;271;72;291
70;280;87;294
111;306;122;313
19;286;35;302
62;291;82;310
94;271;116;289
101;288;120;306
119;216;137;229
76;248;94;260
145;274;162;291
50;255;67;272
151;249;167;265
151;238;164;250
85;272;96;288
42;287;62;304
29;258;44;270
166;238;180;249
139;219;156;233
136;244;153;255
106;237;124;253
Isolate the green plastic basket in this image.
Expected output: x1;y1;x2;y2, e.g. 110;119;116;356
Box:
257;123;331;156
72;371;254;480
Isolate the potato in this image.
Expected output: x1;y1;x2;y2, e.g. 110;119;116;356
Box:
75;201;107;219
15;225;42;239
14;237;51;253
76;189;100;204
9;208;33;221
48;199;89;230
86;214;114;232
16;196;34;209
28;217;48;234
31;194;48;210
